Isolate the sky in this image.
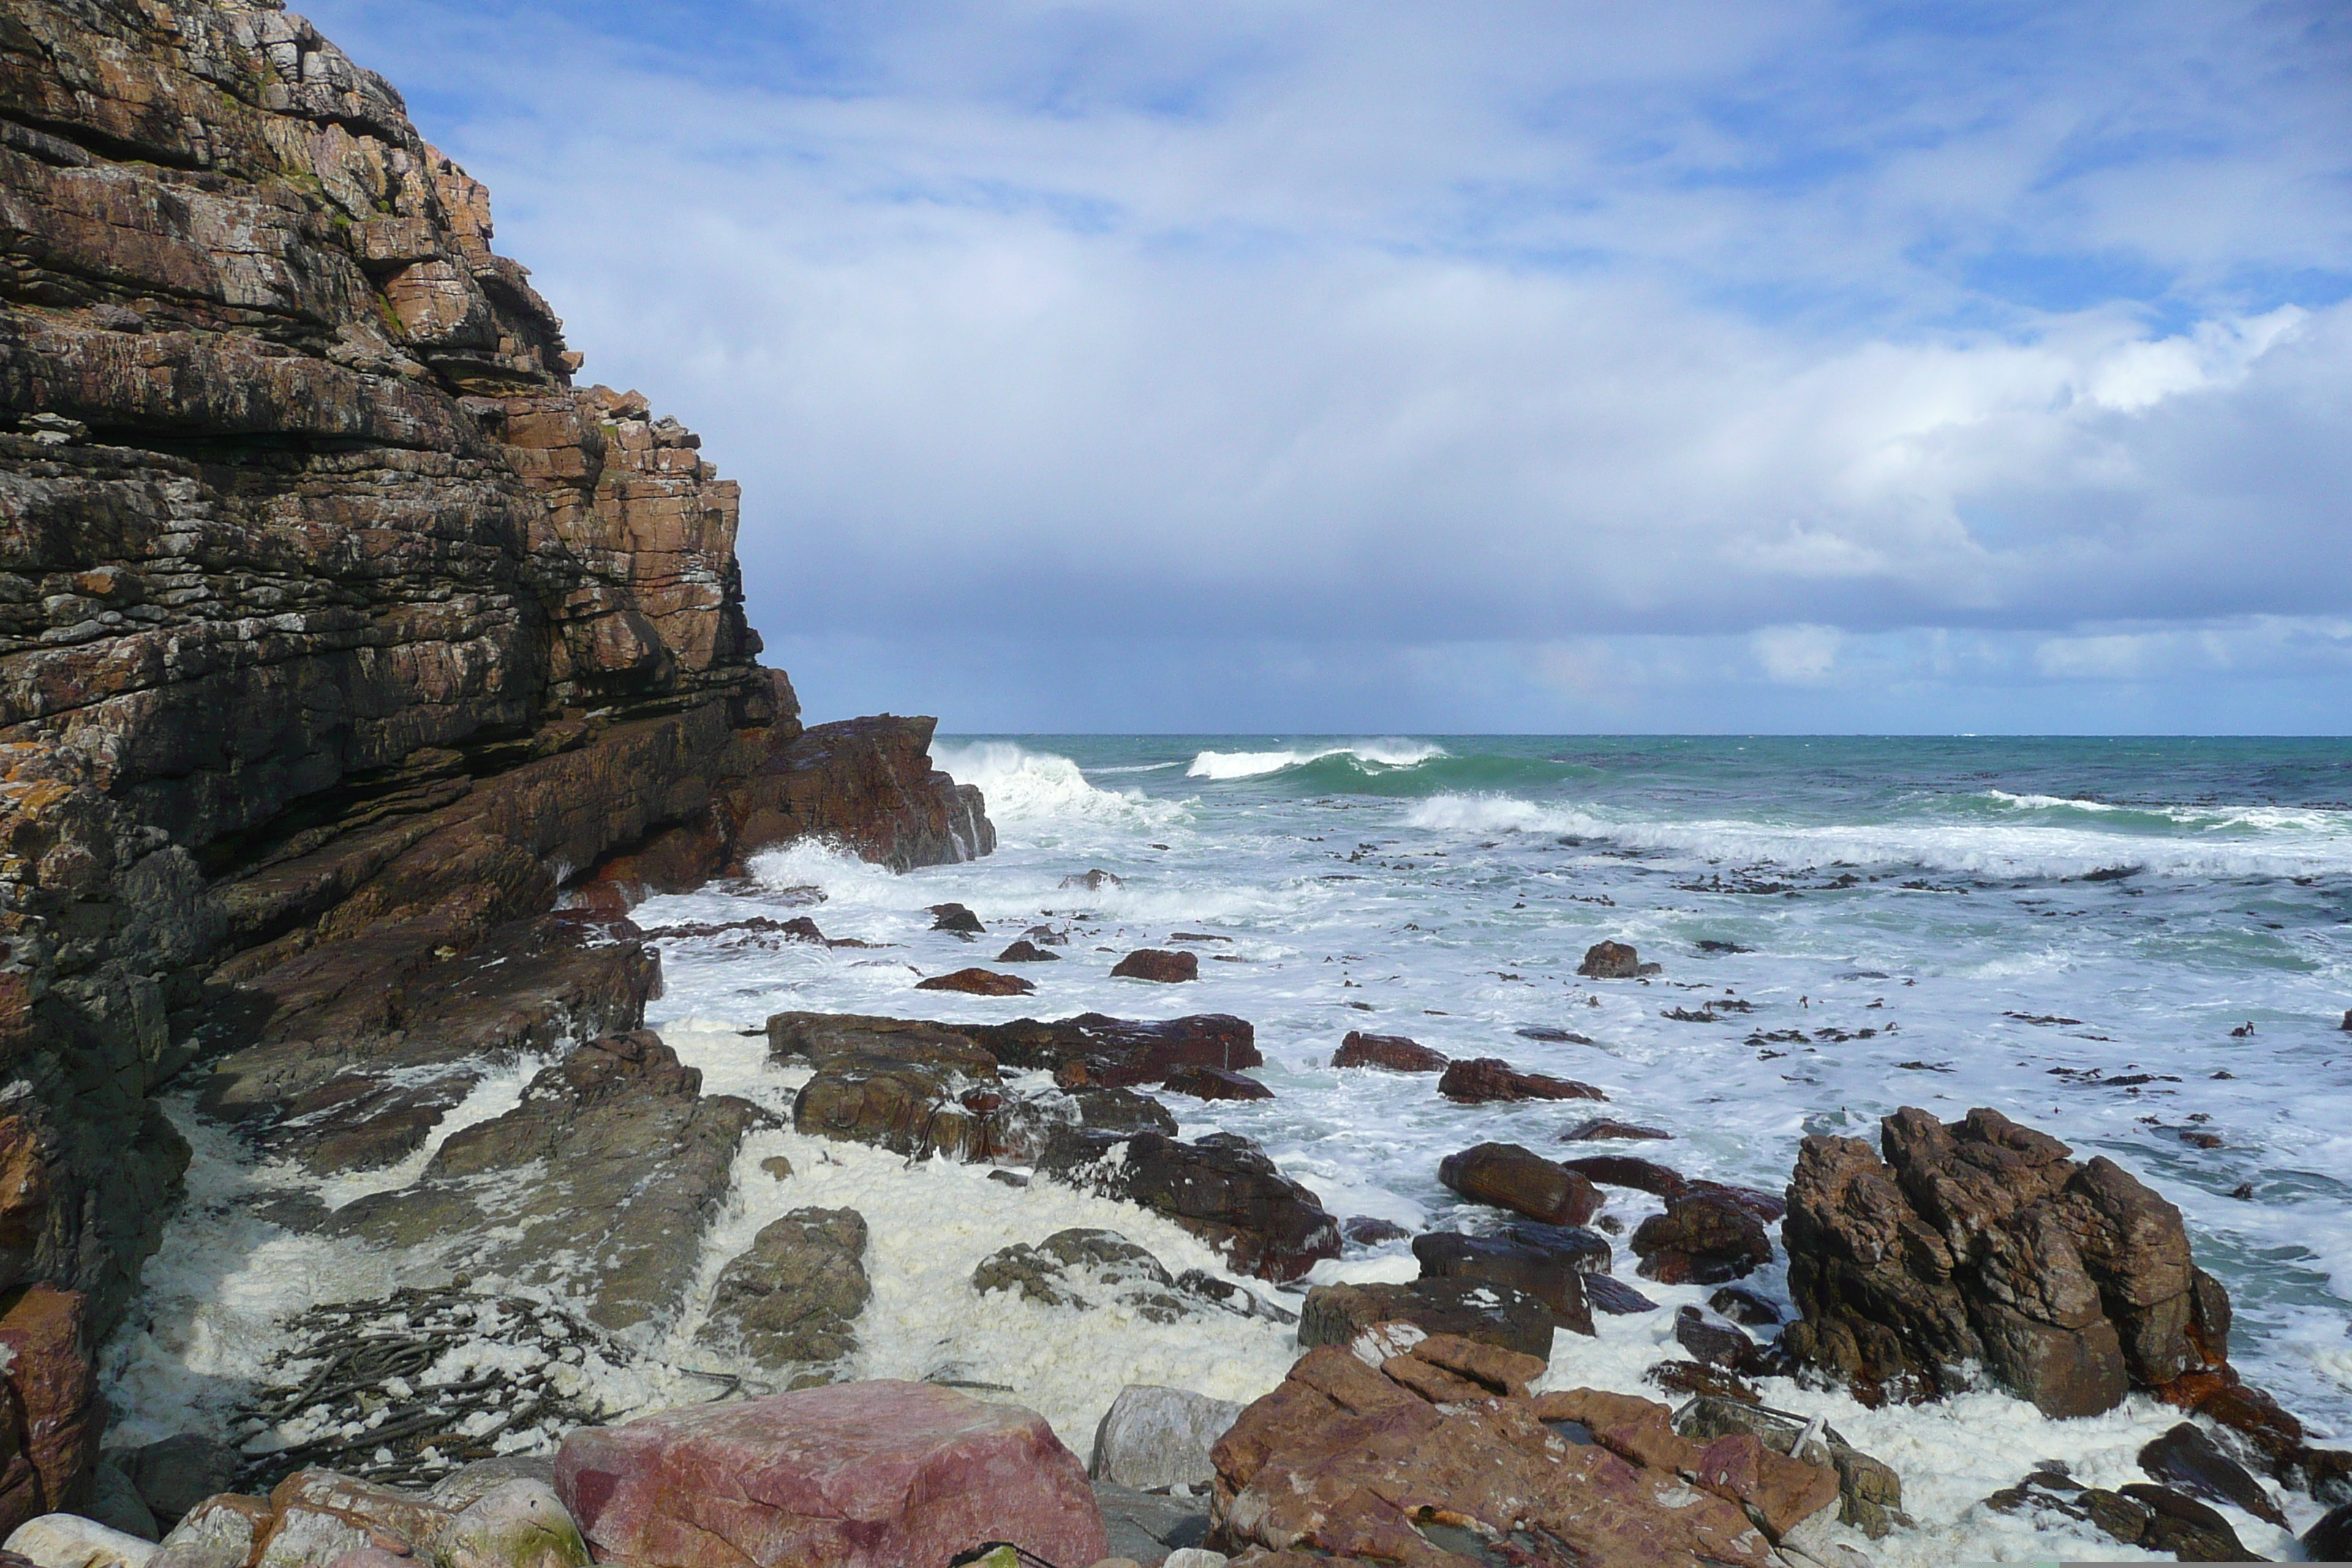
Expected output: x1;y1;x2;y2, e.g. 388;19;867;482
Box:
302;0;2352;733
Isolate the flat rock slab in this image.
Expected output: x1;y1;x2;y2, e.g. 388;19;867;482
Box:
554;1381;1108;1568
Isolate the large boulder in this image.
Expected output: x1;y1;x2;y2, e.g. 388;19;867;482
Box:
1210;1347;1784;1565
967;1014;1262;1088
1437;1058;1604;1104
1411;1232;1596;1337
696;1208;870;1379
1089;1386;1245;1493
1631;1188;1774;1286
768;1014;1033;1164
554;1382;1107;1568
1039;1131;1339;1283
1437;1142;1602;1226
1296;1278;1556;1360
1782;1106;2229;1417
1330;1033;1447;1073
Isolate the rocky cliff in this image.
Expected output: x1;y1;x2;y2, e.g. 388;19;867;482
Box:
0;0;989;1516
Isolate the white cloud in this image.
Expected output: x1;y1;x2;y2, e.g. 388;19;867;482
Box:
1753;624;1844;685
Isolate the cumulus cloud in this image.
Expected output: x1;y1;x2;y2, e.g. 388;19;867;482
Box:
302;0;2352;728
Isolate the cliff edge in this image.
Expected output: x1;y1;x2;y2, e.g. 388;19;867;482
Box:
0;0;990;1513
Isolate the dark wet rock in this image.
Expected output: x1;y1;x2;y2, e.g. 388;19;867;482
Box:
1674;1305;1754;1367
1561;1117;1671;1142
1696;941;1753;954
994;940;1061;963
1563;1154;1689;1199
1439;1142;1603;1226
1110;949;1198;983
1499;1220;1613;1274
2307;1501;2352;1560
1437;1058;1606;1104
971;1012;1261;1088
987;1169;1028;1188
1646;1360;1762;1406
1584;1273;1660;1315
330;1031;764;1330
1297;1278;1557;1360
1161;1064;1273;1101
1709;1286;1782;1326
1674;1395;1909;1539
1060;869;1123;891
914;967;1034;996
1991;1471;2258;1562
1038;1130;1340;1282
973;1228;1188;1323
2157;1368;2352;1504
772;1014;1036;1164
1578;941;1659;979
1330;1031;1448;1072
1514;1026;1596;1044
1342;1216;1412;1247
1068;1085;1180;1139
112;1433;240;1531
2140;1421;2287;1528
1783;1105;2232;1418
1412;1232;1597;1336
928;902;985;934
1632;1188;1773;1286
697;1207;869;1378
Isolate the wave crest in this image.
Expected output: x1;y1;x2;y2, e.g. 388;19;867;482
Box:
1188;739;1449;780
932;742;1183;832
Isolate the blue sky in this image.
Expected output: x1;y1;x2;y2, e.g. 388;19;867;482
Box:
305;0;2351;732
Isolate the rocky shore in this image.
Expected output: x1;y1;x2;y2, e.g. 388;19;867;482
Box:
3;4;2347;1568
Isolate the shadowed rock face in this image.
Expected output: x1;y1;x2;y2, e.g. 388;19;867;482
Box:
1782;1107;2227;1417
0;0;991;1474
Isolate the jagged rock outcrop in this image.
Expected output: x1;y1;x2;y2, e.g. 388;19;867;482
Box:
0;0;990;1501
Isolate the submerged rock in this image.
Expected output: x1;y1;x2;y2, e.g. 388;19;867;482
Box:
994;940;1061;963
1563;1153;1690;1199
930;903;986;934
2138;1421;2286;1528
698;1208;870;1378
1160;1065;1272;1101
1561;1117;1672;1142
972;1229;1189;1322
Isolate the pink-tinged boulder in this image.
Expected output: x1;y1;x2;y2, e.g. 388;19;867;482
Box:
553;1381;1107;1568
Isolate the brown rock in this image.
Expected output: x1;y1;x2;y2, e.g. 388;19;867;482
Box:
1411;1232;1597;1337
1411;1334;1548;1398
1564;1154;1690;1199
1561;1117;1672;1142
1438;1058;1606;1103
1692;1431;1842;1541
1039;1131;1339;1282
0;1284;99;1531
1674;1305;1755;1368
1439;1142;1603;1226
1296;1278;1558;1360
1585;1273;1659;1315
994;940;1060;963
914;968;1035;997
1578;941;1650;979
696;1208;870;1375
968;1012;1261;1087
1632;1188;1774;1286
1330;1032;1447;1072
1110;949;1197;983
2138;1421;2287;1527
1161;1065;1273;1101
1341;1216;1411;1246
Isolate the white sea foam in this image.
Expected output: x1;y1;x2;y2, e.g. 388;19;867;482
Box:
933;741;1187;834
1186;739;1450;780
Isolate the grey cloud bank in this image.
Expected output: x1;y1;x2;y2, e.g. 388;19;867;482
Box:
304;0;2351;730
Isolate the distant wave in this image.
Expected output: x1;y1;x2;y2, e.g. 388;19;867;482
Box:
1403;791;2352;880
932;742;1183;831
1975;789;2341;834
1188;740;1448;780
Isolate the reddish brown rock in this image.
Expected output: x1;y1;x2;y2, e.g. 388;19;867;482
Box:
914;968;1035;997
1161;1065;1273;1101
1040;1131;1340;1282
1632;1188;1774;1286
1564;1154;1690;1199
554;1381;1107;1568
0;1284;98;1533
968;1013;1261;1088
1296;1278;1557;1360
1111;949;1198;983
1578;941;1654;979
1330;1032;1447;1072
1438;1058;1605;1103
1411;1232;1597;1337
1561;1117;1673;1142
1438;1142;1603;1226
1782;1106;2228;1418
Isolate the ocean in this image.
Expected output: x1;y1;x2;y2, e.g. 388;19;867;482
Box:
105;734;2352;1561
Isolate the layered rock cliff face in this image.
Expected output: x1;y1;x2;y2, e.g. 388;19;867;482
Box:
0;0;989;1510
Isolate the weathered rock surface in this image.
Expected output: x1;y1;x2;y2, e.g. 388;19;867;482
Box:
1673;1395;1907;1538
1561;1117;1672;1142
769;1013;1028;1164
4;1515;155;1568
1410;1232;1596;1337
1782;1106;2230;1417
696;1207;870;1378
972;1014;1260;1088
0;0;992;1476
2138;1421;2286;1528
973;1229;1192;1323
1160;1065;1271;1101
1578;941;1659;979
1111;949;1198;984
328;1031;762;1330
1437;1142;1603;1226
1563;1153;1689;1199
1210;1347;1783;1566
1295;1278;1556;1360
1330;1032;1447;1072
0;1285;99;1537
1089;1386;1245;1493
554;1381;1108;1568
1039;1132;1340;1283
1986;1468;2255;1562
915;968;1034;997
1632;1188;1774;1286
1436;1058;1605;1104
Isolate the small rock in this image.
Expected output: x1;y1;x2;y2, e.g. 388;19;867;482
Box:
1514;1026;1595;1044
1341;1215;1411;1245
987;1169;1029;1187
1330;1032;1448;1071
1088;1385;1244;1491
915;968;1036;995
759;1156;794;1180
1559;1117;1670;1142
1583;1274;1659;1315
1646;1360;1762;1404
995;940;1061;963
1162;1553;1227;1568
5;1516;159;1568
1437;1058;1605;1104
1161;1065;1272;1101
1708;1286;1782;1326
1674;1305;1754;1367
86;1458;159;1542
928;902;985;934
973;1229;1190;1322
1110;949;1197;983
116;1437;238;1532
1578;941;1656;979
1060;870;1123;891
1439;1142;1603;1226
